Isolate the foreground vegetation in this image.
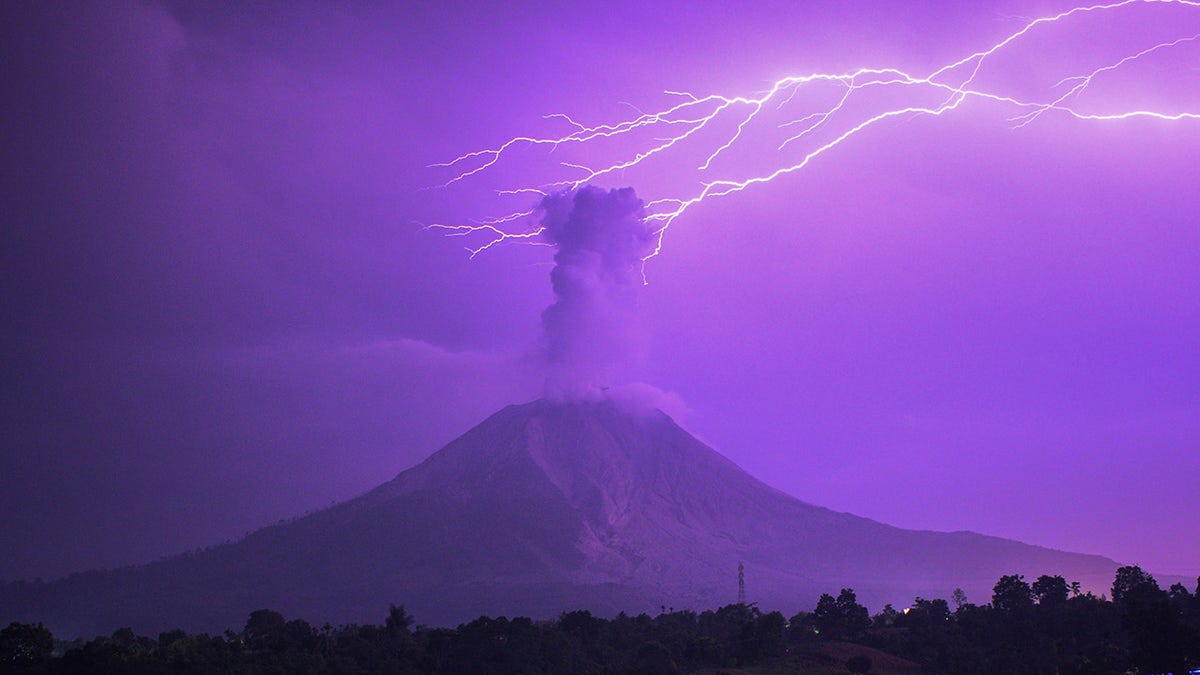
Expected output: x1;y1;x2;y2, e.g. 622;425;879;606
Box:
3;566;1198;674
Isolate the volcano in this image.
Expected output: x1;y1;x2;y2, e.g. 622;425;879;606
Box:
3;398;1124;636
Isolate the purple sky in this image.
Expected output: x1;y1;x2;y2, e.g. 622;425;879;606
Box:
2;1;1197;583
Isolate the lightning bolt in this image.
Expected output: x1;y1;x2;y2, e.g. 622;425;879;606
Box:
426;0;1200;267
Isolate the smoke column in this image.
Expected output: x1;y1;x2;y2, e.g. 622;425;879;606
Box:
539;185;656;398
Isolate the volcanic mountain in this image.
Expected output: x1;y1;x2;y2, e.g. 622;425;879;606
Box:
4;398;1124;636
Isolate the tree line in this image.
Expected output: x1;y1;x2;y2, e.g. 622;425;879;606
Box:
3;565;1198;674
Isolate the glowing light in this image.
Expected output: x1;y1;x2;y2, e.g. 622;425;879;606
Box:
427;0;1199;265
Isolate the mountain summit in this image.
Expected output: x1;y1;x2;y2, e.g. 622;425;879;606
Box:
4;398;1121;636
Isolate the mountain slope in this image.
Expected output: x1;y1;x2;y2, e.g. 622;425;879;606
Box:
3;399;1125;636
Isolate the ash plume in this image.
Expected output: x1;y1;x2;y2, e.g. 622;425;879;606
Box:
539;185;656;398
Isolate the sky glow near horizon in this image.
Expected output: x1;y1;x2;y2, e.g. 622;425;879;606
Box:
1;0;1198;584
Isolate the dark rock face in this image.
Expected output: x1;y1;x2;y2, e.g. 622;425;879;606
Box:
2;399;1122;636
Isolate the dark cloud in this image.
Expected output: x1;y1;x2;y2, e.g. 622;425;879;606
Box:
538;186;656;397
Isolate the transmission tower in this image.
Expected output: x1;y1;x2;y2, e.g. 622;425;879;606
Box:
737;561;745;605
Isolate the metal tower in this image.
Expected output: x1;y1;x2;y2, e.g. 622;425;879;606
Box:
737;561;745;605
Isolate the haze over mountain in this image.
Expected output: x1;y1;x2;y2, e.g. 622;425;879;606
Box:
2;396;1133;638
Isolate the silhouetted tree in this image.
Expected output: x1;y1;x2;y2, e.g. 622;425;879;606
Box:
814;588;869;641
871;603;899;628
991;574;1034;613
951;587;968;609
1111;565;1158;606
787;610;817;643
838;589;871;639
891;597;964;674
243;608;287;651
556;609;593;634
386;603;414;634
746;610;787;660
905;597;951;629
1032;574;1069;606
1111;566;1193;673
0;622;53;670
1179;580;1200;633
157;627;186;650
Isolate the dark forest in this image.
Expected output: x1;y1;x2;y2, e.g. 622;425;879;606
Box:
3;566;1198;674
